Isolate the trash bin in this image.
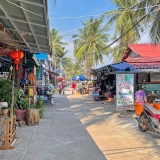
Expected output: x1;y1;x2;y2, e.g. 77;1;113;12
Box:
134;103;143;116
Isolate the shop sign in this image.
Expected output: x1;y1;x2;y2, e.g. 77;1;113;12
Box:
116;74;134;111
37;65;43;81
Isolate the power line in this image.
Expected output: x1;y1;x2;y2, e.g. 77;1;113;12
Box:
50;14;103;20
84;24;150;62
49;5;159;20
56;9;156;41
6;0;43;17
99;6;160;53
51;5;160;39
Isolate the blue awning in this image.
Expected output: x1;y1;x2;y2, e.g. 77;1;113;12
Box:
110;62;135;71
34;53;48;59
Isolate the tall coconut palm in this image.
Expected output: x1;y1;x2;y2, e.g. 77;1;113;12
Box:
63;59;85;79
72;17;111;70
104;0;143;62
51;28;67;55
54;48;68;69
136;0;160;43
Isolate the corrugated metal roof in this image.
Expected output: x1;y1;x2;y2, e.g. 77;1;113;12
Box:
125;56;160;69
125;56;160;62
0;0;51;54
129;62;160;69
128;44;160;57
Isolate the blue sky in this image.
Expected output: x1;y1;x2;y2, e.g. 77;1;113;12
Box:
48;0;149;67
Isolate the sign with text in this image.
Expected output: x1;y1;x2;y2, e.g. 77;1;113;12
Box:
116;74;134;111
37;65;43;81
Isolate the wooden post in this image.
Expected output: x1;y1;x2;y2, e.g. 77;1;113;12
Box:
5;121;9;149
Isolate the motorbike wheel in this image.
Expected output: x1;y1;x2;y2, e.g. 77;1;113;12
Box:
138;113;146;132
138;124;146;132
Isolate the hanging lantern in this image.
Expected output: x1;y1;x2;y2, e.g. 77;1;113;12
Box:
9;50;24;70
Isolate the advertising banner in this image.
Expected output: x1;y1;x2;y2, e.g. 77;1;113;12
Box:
116;74;134;111
36;65;43;81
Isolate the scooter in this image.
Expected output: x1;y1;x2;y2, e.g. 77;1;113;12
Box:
135;104;160;133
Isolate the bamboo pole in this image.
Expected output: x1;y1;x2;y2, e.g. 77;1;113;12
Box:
10;64;15;118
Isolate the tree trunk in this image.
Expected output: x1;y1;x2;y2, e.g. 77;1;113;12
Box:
15;59;23;87
27;109;40;126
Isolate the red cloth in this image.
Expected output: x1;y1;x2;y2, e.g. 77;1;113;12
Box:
71;83;76;88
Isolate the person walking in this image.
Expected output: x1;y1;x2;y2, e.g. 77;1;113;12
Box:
62;80;66;95
71;81;76;95
58;82;63;95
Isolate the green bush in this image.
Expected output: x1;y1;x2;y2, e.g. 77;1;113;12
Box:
35;97;44;118
0;78;20;105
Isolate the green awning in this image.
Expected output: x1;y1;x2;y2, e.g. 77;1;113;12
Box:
0;0;51;54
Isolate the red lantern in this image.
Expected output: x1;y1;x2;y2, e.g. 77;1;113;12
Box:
9;50;24;70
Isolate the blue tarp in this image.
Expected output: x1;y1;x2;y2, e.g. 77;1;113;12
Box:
94;61;135;72
72;75;87;81
110;62;135;71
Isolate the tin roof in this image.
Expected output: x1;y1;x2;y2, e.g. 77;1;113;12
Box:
122;43;160;61
0;0;51;54
128;44;160;57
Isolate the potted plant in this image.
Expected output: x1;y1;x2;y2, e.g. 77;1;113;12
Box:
15;98;29;121
26;97;44;125
1;106;9;115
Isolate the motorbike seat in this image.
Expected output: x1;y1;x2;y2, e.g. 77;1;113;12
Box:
144;104;160;115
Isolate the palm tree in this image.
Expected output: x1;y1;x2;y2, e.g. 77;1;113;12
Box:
51;28;67;55
72;17;111;70
136;0;160;43
63;59;85;79
104;0;143;62
54;48;68;69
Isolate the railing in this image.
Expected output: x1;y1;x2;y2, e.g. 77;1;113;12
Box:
0;115;18;150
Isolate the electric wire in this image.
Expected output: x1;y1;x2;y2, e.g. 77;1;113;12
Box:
49;5;159;20
84;24;150;63
51;5;160;39
6;0;43;17
98;6;160;54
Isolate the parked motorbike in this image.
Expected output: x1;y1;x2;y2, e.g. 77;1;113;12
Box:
135;104;160;133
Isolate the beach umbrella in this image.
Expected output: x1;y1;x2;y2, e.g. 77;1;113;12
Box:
71;75;86;81
56;76;65;81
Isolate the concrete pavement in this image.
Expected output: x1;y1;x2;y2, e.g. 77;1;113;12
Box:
0;88;160;160
0;90;106;160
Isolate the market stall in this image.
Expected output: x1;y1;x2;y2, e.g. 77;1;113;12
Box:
0;0;51;150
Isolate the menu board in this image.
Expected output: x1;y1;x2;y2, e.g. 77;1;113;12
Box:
116;74;134;111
